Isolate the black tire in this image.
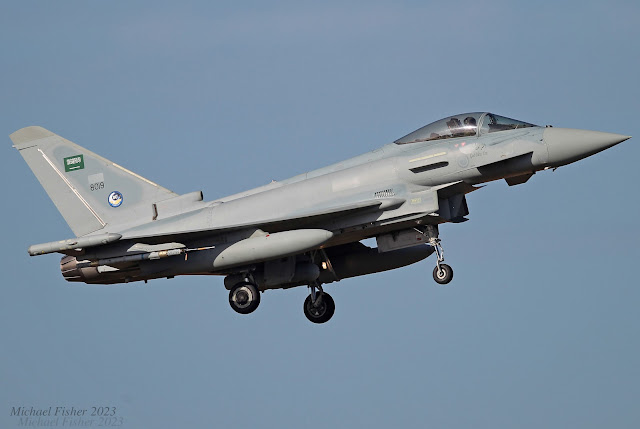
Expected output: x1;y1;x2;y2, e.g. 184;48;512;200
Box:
433;264;453;285
229;282;261;314
303;292;335;324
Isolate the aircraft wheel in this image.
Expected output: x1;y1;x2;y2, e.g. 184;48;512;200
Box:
229;282;260;314
303;292;335;324
433;264;453;285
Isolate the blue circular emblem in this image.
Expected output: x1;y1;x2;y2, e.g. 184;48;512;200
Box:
108;191;123;207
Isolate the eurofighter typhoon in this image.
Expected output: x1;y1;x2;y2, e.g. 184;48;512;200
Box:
11;113;630;323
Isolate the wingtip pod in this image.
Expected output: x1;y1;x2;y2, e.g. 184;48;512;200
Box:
28;233;122;256
10;126;56;148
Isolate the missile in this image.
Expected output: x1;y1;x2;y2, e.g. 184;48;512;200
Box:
76;248;187;268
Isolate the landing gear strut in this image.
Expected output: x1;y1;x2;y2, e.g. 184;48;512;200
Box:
303;283;335;324
417;225;454;285
229;281;261;314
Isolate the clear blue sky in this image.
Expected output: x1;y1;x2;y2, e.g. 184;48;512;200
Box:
1;1;639;428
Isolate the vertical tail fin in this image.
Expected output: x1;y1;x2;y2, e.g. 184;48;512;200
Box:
10;126;178;236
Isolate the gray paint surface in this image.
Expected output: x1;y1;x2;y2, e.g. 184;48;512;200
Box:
2;2;640;429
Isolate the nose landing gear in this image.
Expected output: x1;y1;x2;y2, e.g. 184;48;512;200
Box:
431;238;453;284
416;225;454;285
433;262;453;284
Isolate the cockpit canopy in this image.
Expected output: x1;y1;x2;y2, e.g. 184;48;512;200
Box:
394;112;537;145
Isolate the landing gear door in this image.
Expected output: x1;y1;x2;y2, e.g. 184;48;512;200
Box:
438;193;469;222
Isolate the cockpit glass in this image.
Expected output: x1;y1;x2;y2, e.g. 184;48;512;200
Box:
394;112;482;144
479;114;536;134
394;112;537;144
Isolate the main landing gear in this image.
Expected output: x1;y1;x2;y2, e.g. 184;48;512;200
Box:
229;281;261;314
227;277;335;324
417;225;454;285
303;283;335;324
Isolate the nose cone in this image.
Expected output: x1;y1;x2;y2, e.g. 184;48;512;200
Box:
544;128;631;167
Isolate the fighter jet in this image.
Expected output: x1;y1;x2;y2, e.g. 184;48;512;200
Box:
10;112;630;323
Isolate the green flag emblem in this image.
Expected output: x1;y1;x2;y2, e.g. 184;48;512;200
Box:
64;155;84;172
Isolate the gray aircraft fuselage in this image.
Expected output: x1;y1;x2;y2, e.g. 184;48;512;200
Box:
116;115;626;252
11;112;630;323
